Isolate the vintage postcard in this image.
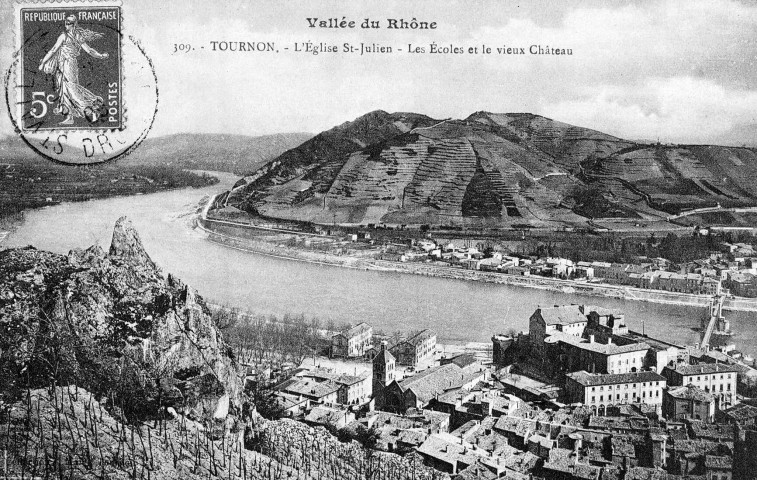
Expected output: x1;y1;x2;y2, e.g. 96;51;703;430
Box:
1;1;756;479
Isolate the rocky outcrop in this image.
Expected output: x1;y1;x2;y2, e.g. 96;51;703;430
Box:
0;217;242;421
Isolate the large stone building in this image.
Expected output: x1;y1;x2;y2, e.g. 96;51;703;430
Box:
582;305;682;374
663;385;716;423
331;322;373;358
564;370;666;412
390;329;437;367
278;368;371;406
544;332;649;375
662;363;740;409
379;363;485;413
300;368;371;405
276;377;340;405
529;305;588;357
530;305;681;377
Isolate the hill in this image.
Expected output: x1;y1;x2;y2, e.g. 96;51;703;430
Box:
0;132;310;218
225;111;757;228
118;132;313;174
0;132;312;174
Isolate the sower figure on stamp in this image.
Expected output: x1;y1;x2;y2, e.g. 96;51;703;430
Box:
38;14;109;125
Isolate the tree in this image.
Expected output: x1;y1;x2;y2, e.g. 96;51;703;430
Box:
210;305;239;331
245;381;285;420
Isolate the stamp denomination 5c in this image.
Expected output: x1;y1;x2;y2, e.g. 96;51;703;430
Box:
20;5;122;131
6;0;158;165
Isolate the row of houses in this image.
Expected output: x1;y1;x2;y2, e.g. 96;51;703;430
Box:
388;236;757;297
275;367;372;407
564;363;742;423
275;300;757;480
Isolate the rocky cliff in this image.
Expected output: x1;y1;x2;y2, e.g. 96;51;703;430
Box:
0;216;242;421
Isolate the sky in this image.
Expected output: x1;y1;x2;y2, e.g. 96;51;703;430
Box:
1;0;756;145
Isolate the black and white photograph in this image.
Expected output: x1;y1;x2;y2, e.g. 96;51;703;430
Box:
1;1;756;479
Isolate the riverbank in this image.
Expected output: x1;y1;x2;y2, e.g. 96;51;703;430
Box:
198;211;757;313
0;167;219;247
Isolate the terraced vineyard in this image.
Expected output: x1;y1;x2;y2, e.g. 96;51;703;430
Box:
226;110;757;228
587;145;757;215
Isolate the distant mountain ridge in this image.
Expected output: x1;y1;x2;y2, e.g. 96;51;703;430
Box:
224;110;757;228
120;132;313;174
0;132;313;174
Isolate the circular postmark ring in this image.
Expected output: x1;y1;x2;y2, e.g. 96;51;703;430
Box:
5;5;158;165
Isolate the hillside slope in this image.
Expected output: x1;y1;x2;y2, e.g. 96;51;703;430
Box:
226;111;757;228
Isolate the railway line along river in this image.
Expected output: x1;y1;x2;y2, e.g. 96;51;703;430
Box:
4;171;757;357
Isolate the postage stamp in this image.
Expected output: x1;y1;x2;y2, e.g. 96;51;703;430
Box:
6;0;158;165
19;5;122;131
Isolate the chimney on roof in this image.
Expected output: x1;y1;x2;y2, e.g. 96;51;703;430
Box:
590;335;595;344
608;338;612;345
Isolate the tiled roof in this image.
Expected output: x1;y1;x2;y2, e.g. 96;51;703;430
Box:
705;455;733;469
566;370;665;387
665;385;714;402
669;363;741;376
574;463;601;480
625;466;705;480
689;422;735;441
417;434;482;466
339;322;372;339
277;378;340;398
444;353;477;369
535;304;588;326
720;403;757;422
395;429;427;446
501;451;540;473
670;438;730;454
398;363;481;404
304;406;348;425
373;345;395;364
302;368;366;386
575;340;651;355
456;461;499;480
276;392;308;410
403;329;436;346
545;331;650;355
588;416;650;431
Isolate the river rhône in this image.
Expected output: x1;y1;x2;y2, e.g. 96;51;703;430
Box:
5;172;756;356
